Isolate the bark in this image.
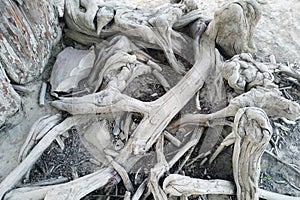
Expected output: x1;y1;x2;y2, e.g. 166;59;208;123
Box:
0;0;61;84
0;63;21;127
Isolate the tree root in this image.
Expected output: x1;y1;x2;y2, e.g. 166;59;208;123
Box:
163;174;300;200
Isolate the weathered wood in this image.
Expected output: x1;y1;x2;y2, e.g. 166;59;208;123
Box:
0;63;21;127
64;0;198;74
222;53;276;94
50;47;96;95
4;167;116;200
0;116;87;198
162;174;300;200
2;1;281;199
232;107;271;200
0;0;61;84
213;0;261;58
163;174;235;196
173;87;300;127
18;114;61;162
4;10;214;200
147;135;168;200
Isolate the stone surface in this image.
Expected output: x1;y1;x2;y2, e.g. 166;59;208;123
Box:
0;63;21;127
0;0;61;84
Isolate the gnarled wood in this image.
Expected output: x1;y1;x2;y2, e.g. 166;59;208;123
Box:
232;107;272;200
162;174;300;200
64;0;199;74
173;87;300;127
213;0;261;58
4;1;296;200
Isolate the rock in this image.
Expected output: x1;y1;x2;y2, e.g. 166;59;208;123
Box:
0;0;61;84
0;63;21;127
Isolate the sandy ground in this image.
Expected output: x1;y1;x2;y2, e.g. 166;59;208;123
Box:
0;0;299;196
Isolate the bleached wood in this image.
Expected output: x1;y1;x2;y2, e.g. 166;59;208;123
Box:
39;82;47;106
147;135;168;200
162;174;300;200
2;1;277;200
18;114;62;162
173;87;300;128
0;116;86;199
163;174;235;196
232;107;272;200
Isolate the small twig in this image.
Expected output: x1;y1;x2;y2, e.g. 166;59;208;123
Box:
278;64;300;82
186;151;211;167
39;82;47;106
174;144;196;174
147;60;162;71
132;180;147;200
106;155;134;193
269;54;277;64
152;70;171;91
12;84;34;93
55;136;65;150
273;122;291;132
280;117;296;125
209;131;235;164
21;177;69;187
121;113;133;141
168;127;204;167
195;90;201;110
286;77;300;87
282;177;300;191
258;188;300;200
279;86;292;90
113;115;122;136
163;130;182;147
35;116;62;140
199;157;208;166
104;149;119;157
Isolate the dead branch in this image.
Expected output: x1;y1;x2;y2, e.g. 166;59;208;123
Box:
162;174;300;200
0;116;88;198
173;87;300;128
18;114;62;162
147;135;169;200
64;0;197;72
163;174;235;196
222;53;276;94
